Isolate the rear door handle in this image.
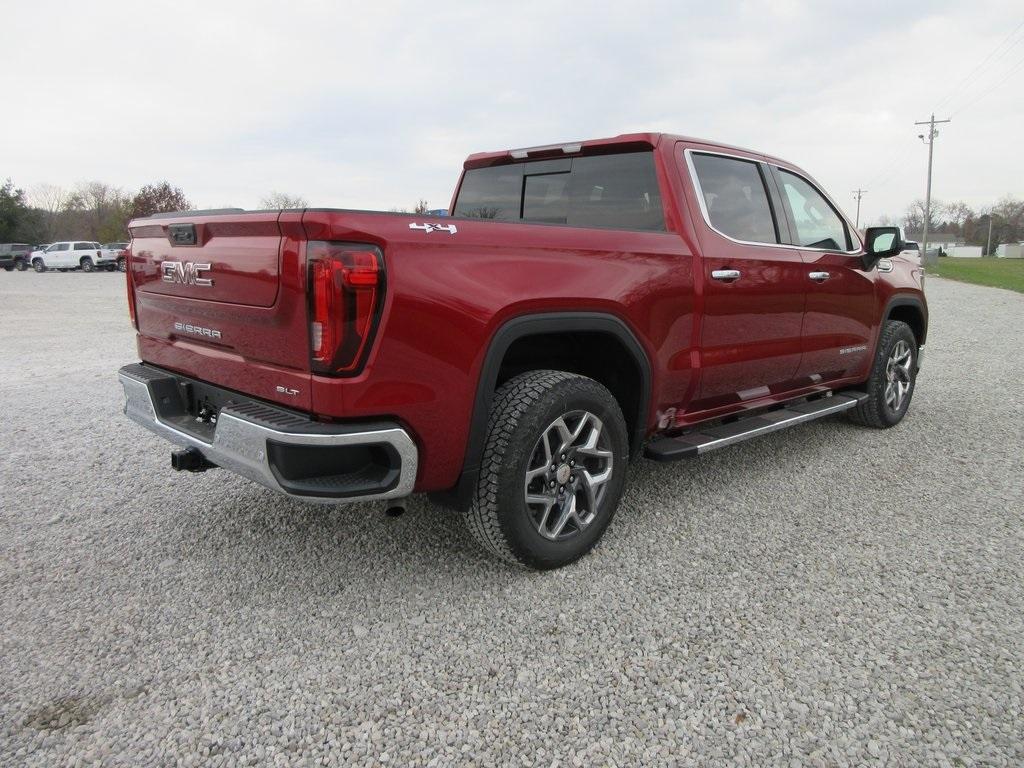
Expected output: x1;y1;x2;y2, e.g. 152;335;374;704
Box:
711;269;741;281
809;271;830;282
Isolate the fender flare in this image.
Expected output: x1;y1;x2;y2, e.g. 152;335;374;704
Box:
882;294;928;346
434;311;652;511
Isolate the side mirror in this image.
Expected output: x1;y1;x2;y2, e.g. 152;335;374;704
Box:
862;226;904;269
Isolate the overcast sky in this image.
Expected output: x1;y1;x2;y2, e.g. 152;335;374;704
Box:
4;0;1022;224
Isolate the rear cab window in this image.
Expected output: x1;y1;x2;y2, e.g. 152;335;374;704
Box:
453;151;666;232
688;152;779;244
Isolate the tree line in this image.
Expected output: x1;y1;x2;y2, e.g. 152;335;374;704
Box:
0;182;315;245
876;196;1023;254
0;179;191;244
9;174;1015;254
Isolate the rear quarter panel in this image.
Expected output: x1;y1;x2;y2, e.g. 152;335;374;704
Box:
302;209;698;492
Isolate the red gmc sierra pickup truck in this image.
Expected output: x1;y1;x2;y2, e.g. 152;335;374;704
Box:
118;132;927;570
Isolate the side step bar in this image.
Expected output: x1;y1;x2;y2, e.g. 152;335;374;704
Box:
644;391;868;462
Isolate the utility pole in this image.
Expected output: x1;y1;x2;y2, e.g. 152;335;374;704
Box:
915;114;951;261
986;216;994;256
852;189;867;229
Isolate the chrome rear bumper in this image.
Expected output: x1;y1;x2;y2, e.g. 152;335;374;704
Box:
118;363;417;503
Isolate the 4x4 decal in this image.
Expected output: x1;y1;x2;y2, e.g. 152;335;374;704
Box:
409;222;458;235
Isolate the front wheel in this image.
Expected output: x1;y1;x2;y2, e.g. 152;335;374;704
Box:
465;370;629;570
33;259;46;273
117;257;126;272
15;259;28;271
849;320;918;428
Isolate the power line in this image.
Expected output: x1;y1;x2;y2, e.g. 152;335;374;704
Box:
864;150;914;193
863;146;912;189
934;18;1024;111
949;50;1024;116
858;17;1022;217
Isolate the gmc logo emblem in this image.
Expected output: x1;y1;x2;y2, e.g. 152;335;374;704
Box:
161;261;213;287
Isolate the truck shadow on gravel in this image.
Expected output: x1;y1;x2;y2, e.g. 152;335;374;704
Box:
167;416;879;580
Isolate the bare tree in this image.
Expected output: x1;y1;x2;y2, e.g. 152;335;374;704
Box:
903;199;945;235
413;199;430;215
943;201;973;228
71;182;130;241
260;191;308;209
29;183;71;241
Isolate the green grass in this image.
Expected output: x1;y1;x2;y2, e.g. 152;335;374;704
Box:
929;257;1024;294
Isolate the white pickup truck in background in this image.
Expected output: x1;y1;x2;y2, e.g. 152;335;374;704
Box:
31;241;112;272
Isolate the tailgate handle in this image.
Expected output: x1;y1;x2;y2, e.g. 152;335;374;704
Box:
168;223;197;246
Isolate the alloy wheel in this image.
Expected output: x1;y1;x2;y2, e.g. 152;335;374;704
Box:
884;339;913;412
524;410;613;541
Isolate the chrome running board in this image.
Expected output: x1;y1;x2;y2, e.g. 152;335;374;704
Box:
644;391;868;462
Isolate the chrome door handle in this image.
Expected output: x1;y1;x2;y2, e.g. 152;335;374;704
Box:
809;271;830;282
711;269;741;281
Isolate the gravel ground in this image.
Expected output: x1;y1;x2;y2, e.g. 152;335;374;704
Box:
1;271;1022;767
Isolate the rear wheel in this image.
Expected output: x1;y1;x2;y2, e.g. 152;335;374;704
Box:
117;257;126;272
33;259;46;273
465;370;628;570
80;257;95;272
15;258;27;271
3;266;11;272
849;320;918;428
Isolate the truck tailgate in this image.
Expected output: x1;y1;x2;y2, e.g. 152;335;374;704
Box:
128;210;312;410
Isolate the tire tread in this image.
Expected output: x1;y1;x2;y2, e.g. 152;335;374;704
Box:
848;320;915;429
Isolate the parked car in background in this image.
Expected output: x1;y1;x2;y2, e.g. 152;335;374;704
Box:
900;240;921;262
0;243;34;271
102;242;129;271
31;241;105;272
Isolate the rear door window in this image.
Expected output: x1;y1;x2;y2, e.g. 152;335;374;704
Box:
689;153;778;244
776;170;851;251
75;242;92;251
454;151;666;231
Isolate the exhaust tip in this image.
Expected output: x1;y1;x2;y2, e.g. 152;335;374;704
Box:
384;499;408;517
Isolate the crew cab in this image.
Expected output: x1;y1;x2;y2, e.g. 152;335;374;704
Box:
32;241;109;272
118;133;927;569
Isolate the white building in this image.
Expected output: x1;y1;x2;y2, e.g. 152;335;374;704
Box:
949;245;983;258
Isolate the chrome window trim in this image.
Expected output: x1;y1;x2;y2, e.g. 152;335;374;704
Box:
683;148;788;250
682;147;863;255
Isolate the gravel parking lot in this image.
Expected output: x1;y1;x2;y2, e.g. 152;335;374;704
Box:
1;271;1022;766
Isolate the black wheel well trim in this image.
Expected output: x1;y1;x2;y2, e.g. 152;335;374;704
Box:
882;295;928;346
435;311;653;512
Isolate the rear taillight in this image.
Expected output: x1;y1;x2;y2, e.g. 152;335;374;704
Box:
307;241;384;375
